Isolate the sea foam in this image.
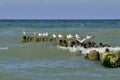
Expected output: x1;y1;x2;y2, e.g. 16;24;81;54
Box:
0;47;8;50
58;46;120;54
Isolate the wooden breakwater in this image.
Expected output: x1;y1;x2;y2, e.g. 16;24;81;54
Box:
22;35;110;48
22;35;55;42
21;34;120;68
84;48;120;68
58;39;111;48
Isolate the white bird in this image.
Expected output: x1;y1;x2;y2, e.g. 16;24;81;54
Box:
76;35;95;43
86;35;95;40
75;34;81;40
53;34;57;38
45;32;49;37
38;33;42;37
67;34;74;39
58;34;63;39
23;31;26;35
76;38;86;43
66;34;69;39
80;38;87;43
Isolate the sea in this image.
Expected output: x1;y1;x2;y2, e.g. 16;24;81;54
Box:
0;20;120;80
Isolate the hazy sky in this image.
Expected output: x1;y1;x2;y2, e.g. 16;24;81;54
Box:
0;0;120;19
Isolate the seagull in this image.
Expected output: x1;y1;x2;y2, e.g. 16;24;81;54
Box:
38;33;42;37
76;38;87;43
53;34;57;38
75;34;82;40
45;32;49;37
86;35;95;40
77;35;95;43
66;34;69;39
67;34;74;39
23;31;26;35
80;38;87;43
58;34;63;39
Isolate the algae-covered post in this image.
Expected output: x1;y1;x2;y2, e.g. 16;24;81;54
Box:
101;52;115;68
110;57;120;68
83;48;120;68
100;48;120;68
85;50;100;61
116;50;120;58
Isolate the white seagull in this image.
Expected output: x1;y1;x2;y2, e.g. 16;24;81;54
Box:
77;35;95;43
23;31;26;35
67;34;74;39
38;33;42;37
86;35;95;40
58;34;63;39
45;32;49;37
75;34;81;40
77;38;87;43
53;34;57;38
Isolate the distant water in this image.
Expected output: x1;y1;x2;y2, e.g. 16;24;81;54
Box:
0;20;120;80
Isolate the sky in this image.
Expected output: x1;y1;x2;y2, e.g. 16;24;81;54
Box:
0;0;120;19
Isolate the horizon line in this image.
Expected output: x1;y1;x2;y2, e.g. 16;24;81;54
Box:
0;19;120;20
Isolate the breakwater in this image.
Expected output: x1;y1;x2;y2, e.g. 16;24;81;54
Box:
21;32;120;68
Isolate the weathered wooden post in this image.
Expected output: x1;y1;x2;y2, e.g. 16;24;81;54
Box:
62;39;67;47
22;31;27;42
58;39;63;46
116;50;120;58
22;36;27;42
87;50;100;61
67;40;74;47
101;52;115;68
33;32;37;42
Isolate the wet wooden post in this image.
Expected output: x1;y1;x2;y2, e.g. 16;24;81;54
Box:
67;40;75;47
27;36;30;42
22;35;27;42
33;32;37;42
75;40;80;47
29;36;32;42
62;39;68;47
58;39;63;46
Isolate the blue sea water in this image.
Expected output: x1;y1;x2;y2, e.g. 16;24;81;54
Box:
0;20;120;80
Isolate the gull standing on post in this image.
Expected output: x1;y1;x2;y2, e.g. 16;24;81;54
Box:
53;34;57;38
38;33;42;37
58;34;63;39
67;34;74;40
45;32;49;37
75;34;82;40
53;34;57;39
23;31;26;36
86;35;95;40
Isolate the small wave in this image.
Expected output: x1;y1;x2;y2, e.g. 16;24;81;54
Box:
58;46;120;54
0;47;8;50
